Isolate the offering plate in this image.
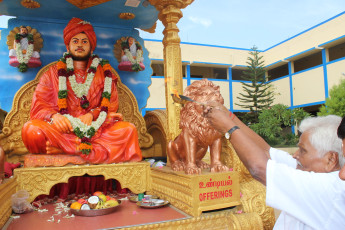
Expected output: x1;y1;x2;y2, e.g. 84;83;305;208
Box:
70;200;121;217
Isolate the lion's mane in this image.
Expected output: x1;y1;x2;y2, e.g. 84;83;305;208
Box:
180;79;224;146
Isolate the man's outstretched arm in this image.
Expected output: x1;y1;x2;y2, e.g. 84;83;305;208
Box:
205;101;271;155
204;102;269;185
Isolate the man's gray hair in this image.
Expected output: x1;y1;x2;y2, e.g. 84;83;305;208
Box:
299;115;344;167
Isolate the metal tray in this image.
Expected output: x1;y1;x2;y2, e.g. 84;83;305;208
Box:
128;195;158;203
70;200;121;217
136;200;169;209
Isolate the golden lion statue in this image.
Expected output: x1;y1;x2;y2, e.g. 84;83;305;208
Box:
167;79;229;174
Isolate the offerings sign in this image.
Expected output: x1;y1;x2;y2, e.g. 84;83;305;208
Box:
198;175;235;201
196;172;240;211
151;168;241;216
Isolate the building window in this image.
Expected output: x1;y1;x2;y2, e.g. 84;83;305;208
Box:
300;104;321;116
231;68;246;80
151;63;186;77
151;63;164;76
190;66;227;79
294;52;322;73
182;65;186;78
328;42;345;62
267;64;289;80
213;68;227;79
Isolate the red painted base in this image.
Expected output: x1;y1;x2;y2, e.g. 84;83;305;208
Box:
9;57;41;68
6;200;187;230
118;61;145;72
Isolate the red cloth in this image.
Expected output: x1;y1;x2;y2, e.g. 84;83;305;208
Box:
21;59;142;164
35;176;116;202
63;17;97;51
4;162;21;177
49;176;114;199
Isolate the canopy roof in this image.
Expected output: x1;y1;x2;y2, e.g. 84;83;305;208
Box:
0;0;158;29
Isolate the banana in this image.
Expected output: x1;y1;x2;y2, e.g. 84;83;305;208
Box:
104;199;119;208
95;200;104;209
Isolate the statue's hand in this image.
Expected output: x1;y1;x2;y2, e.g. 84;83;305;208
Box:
78;113;93;126
108;112;123;121
52;113;74;134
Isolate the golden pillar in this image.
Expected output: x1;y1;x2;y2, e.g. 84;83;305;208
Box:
149;0;194;140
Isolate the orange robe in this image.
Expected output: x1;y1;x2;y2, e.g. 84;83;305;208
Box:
22;60;142;164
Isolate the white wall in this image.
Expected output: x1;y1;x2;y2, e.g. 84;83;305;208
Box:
292;67;325;106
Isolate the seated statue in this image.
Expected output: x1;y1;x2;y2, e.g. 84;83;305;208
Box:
117;37;145;72
8;25;42;72
21;18;142;164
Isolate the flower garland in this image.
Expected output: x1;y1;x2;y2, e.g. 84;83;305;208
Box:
121;40;143;72
57;52;113;155
15;33;34;72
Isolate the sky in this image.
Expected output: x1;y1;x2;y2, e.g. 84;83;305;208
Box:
139;0;345;50
1;0;345;50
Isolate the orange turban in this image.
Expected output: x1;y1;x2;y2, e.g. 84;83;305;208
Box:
63;17;97;51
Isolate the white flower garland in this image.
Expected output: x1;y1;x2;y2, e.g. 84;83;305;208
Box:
63;111;107;138
58;53;113;142
104;76;112;93
65;54;100;98
15;41;34;64
58;76;67;91
124;48;143;65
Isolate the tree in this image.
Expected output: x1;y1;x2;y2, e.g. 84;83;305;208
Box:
236;46;274;123
251;104;309;146
318;78;345;117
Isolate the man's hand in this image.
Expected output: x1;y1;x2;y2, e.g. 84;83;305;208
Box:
78;113;93;126
51;113;74;134
203;101;233;134
204;101;228;113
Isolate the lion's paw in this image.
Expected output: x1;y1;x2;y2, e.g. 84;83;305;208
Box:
171;160;185;171
185;163;202;175
196;160;210;169
210;162;229;173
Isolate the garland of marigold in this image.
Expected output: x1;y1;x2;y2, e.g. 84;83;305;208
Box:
57;52;113;155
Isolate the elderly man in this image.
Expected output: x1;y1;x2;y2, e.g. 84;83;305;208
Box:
21;18;142;164
204;102;345;229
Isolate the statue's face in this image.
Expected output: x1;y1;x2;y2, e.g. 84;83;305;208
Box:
68;33;92;61
20;27;28;35
128;37;134;45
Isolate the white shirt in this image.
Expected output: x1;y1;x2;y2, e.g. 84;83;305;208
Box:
20;37;29;50
266;148;345;230
129;43;137;57
9;36;40;58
